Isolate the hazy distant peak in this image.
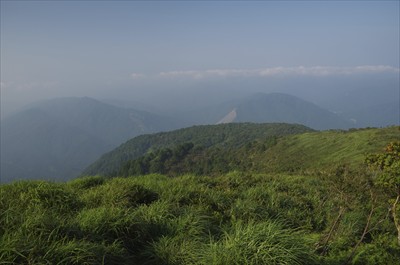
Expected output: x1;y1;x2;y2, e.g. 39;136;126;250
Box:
214;92;353;130
0;96;181;182
216;108;237;124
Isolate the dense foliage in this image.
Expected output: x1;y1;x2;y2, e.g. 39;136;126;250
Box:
117;139;272;177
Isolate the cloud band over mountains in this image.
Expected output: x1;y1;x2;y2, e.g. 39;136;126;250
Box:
131;65;400;80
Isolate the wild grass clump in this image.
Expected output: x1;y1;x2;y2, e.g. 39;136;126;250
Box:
76;207;137;241
199;220;316;265
80;177;158;208
142;235;202;265
0;180;131;264
0;180;81;235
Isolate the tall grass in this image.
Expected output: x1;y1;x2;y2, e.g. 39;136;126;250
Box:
198;220;316;265
1;171;399;264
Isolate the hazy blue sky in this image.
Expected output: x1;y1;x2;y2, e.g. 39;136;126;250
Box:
1;0;399;114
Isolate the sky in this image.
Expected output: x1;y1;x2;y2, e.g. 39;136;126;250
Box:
1;0;399;116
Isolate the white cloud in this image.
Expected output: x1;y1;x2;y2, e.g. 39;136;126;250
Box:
130;73;146;79
159;70;205;79
353;65;399;73
159;69;254;79
156;65;400;79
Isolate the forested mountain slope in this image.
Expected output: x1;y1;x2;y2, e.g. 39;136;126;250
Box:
82;123;313;176
116;126;400;177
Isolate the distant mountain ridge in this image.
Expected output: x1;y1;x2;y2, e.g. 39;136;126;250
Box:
342;101;400;128
214;93;353;130
0;97;179;182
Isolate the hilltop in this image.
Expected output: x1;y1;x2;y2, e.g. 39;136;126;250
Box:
116;126;400;177
82;123;313;176
84;125;399;178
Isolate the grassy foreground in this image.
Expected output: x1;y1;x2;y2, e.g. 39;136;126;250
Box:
1;170;399;264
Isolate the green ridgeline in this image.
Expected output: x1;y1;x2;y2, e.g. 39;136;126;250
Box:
117;126;400;177
82;123;313;177
258;126;400;172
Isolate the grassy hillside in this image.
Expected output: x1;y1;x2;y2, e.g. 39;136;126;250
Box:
83;123;313;176
258;126;400;172
115;126;400;177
